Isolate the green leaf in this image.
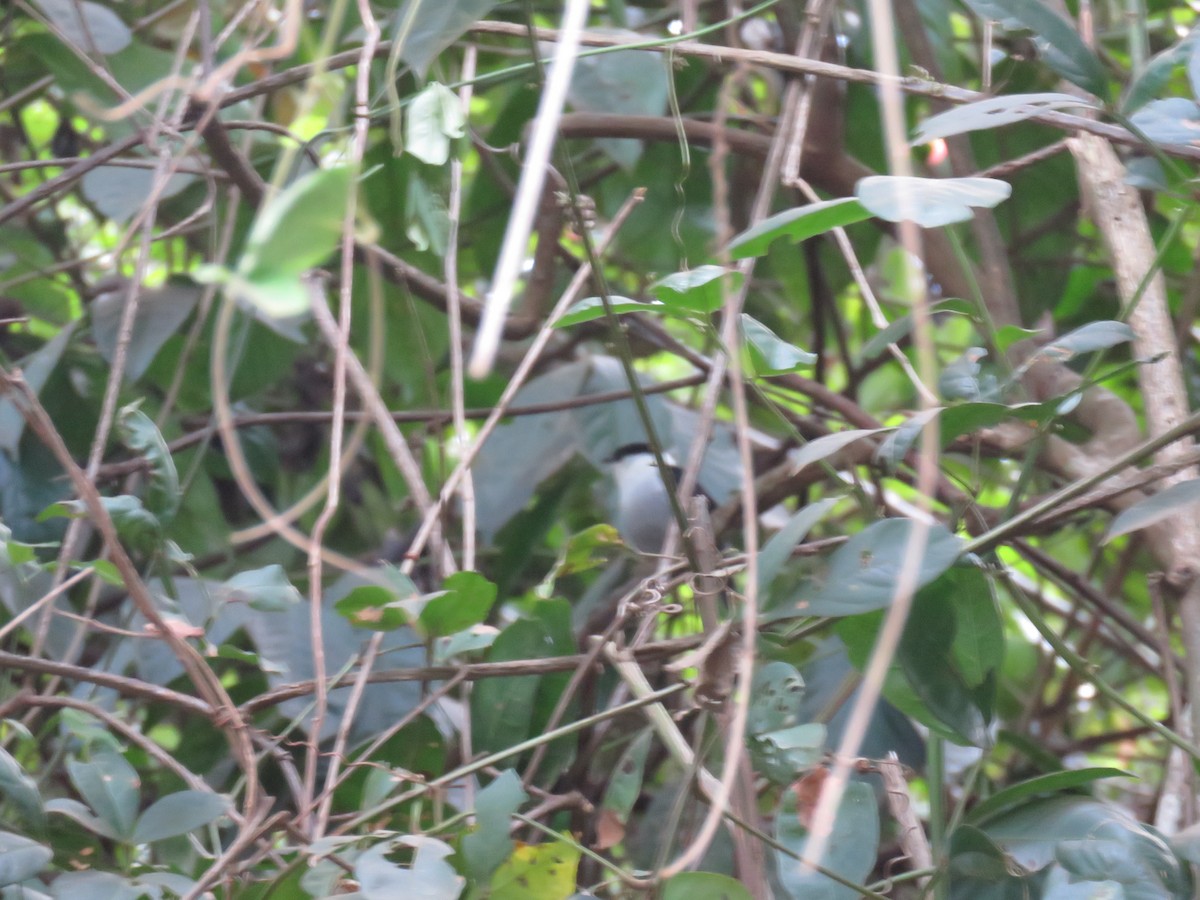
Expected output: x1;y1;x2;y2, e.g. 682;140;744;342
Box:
742;314;818;374
913;93;1096;143
461;770;527;882
968;769;1133;826
757;497;840;591
219;564;302;612
1105;478;1200;542
662;872;755;900
856;175;1012;227
789;429;884;476
0;323;76;458
31;0;131;54
334;584;410;631
962;0;1110;98
472;619;552;752
1128;98;1200;147
601;729;653;821
393;0;500;78
66;753;140;841
949;569;1005;688
45;797;122;840
650;265;739;313
235;166;353;318
552;295;667;328
0;831;52;887
117;404;179;525
92;281;200;382
43;496;163;556
1041;320;1135;359
567;34;670;169
131;791;230;843
748;662;806;736
803;519;964;617
405;82;465;165
774;781;879;899
418;570;498;638
728;197;871;259
753;723;827;785
0;749;43;834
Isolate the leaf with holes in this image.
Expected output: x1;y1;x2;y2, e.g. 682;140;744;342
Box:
913;93;1097;143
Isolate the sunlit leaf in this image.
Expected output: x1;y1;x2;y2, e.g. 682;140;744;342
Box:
856;175;1012;227
406;82;465;165
419;570;498;637
913;93;1097;143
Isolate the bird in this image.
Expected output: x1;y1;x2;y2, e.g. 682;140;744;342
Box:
606;443;702;553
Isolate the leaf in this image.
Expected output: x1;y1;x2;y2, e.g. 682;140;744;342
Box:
774;781;879;899
552;295;667;328
650;265;739;313
754;723;827;786
1105;478;1200;542
118;405;179;525
789;429;884;476
566;32;670;169
219;564;303;612
757;497;840;591
356;835;464;900
334;584;410;631
419;570;499;638
748;662;807;736
913;93;1098;143
0;748;44;833
0;323;76;458
131;791;230;843
968;769;1134;826
405;82;465;165
962;0;1110;98
1128;98;1200;145
802;519;964;617
44;495;163;556
1041;320;1135;359
45;797;122;840
31;0;131;54
80;167;192;224
949;569;1005;688
461;771;527;882
0;831;51;887
742;314;818;374
856;175;1012;228
91;281;200;382
472;619;553;752
728;197;871;259
489;838;581;900
601;729;653;822
662;872;755;900
235;166;354;318
393;0;501;78
66;753;140;841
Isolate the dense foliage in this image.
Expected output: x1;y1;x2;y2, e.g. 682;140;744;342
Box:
3;0;1200;896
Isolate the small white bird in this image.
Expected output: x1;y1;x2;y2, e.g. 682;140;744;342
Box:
607;443;690;553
